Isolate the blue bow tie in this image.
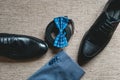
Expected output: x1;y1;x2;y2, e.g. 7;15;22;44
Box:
53;17;69;48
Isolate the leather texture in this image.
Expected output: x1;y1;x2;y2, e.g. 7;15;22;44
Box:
78;0;120;65
0;33;48;60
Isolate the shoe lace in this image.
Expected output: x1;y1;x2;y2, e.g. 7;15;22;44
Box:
95;12;119;36
98;19;113;34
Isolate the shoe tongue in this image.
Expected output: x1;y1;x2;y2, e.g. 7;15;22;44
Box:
104;0;120;22
104;0;120;12
105;10;120;23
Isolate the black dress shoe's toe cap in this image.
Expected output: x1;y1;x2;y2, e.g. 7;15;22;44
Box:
34;39;48;57
78;39;99;65
82;40;99;57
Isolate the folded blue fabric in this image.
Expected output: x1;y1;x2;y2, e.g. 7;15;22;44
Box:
28;51;85;80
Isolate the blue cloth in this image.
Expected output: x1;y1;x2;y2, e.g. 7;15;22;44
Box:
53;17;69;48
28;51;85;80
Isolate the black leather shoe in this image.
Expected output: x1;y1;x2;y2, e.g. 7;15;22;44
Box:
0;33;48;60
78;0;120;65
